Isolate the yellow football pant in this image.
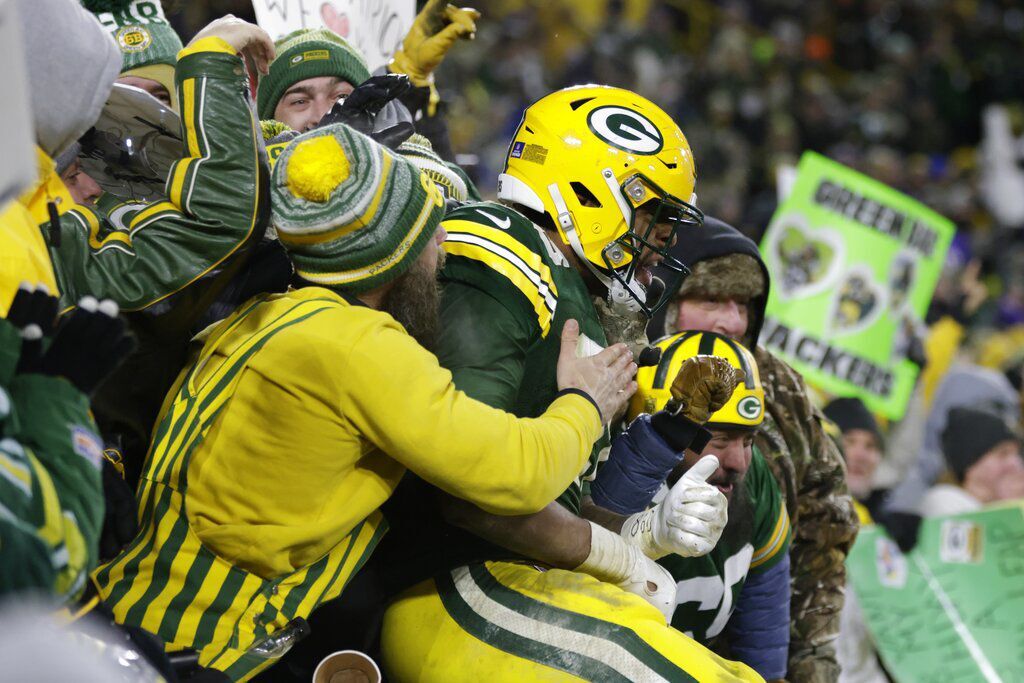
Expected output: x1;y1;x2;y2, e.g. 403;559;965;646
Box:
381;561;764;683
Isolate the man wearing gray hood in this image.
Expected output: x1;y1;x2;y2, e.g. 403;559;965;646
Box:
16;0;122;163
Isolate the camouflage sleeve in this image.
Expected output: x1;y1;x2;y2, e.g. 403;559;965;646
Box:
753;347;859;683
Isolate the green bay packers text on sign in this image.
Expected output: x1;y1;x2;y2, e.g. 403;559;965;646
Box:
813;179;938;257
762;317;894;396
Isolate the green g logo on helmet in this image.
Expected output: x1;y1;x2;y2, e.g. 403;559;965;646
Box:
587;106;664;154
737;395;762;421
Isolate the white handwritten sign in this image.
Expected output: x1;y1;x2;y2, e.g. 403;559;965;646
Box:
252;0;414;72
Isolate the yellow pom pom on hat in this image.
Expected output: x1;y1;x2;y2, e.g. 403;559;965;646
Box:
271;123;446;293
285;135;350;203
631;331;765;429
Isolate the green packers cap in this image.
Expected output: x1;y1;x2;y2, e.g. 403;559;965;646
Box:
271;123;446;293
397;134;468;202
82;0;183;111
257;28;371;120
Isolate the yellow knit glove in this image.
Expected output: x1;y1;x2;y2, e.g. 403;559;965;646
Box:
389;0;480;114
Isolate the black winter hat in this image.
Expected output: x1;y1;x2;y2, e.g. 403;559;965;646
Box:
651;216;770;349
824;397;884;450
941;407;1019;482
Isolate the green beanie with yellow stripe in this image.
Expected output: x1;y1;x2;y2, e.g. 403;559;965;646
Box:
271;123;446;293
257;28;371;120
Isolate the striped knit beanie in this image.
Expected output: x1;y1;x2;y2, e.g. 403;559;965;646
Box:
397;134;468;202
271;123;446;293
257;28;371;120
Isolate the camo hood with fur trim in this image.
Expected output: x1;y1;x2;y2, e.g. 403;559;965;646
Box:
652;216;769;348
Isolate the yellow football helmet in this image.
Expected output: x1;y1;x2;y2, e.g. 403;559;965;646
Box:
630;331;765;429
497;85;703;316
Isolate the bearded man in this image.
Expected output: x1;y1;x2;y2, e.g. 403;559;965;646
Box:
93;123;636;681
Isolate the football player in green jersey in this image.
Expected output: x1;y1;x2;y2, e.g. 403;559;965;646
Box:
610;330;791;681
377;86;765;682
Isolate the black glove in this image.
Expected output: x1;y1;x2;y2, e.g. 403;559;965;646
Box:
878;510;923;553
317;73;416;149
99;452;139;561
6;283;59;371
21;297;136;395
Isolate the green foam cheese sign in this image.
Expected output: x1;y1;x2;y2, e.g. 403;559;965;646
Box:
760;151;954;419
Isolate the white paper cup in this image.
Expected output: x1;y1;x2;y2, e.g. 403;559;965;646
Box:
312;649;382;683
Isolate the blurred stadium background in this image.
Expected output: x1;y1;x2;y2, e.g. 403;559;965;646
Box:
166;0;1024;338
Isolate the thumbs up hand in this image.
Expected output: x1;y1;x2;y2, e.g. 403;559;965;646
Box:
620;455;728;559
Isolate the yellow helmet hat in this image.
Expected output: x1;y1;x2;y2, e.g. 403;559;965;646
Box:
630;331;765;429
497;85;703;316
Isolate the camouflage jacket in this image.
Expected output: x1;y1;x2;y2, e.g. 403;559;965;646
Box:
753;346;858;683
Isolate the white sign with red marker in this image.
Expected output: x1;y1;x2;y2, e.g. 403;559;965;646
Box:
251;0;414;71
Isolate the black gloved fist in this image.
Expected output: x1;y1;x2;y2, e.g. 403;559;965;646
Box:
879;510;923;554
100;453;139;561
317;73;415;149
7;282;60;371
21;296;136;395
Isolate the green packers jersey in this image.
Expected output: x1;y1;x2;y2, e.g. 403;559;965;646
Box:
438;201;609;513
658;448;791;644
371;202;609;594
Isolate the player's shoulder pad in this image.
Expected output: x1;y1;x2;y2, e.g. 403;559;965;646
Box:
442;201;565;338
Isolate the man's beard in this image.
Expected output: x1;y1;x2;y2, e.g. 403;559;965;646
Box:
383;252;444;350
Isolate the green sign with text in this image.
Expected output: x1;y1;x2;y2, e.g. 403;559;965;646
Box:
760;152;954;419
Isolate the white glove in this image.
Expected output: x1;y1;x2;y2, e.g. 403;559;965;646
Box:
620;455;727;559
575;521;677;623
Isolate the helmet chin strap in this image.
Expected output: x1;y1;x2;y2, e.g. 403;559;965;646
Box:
546;180;648;314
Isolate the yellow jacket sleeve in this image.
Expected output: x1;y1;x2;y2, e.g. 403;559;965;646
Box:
0;147;63;312
340;314;602;515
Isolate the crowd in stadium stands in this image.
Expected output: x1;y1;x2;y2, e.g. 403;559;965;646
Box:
2;1;1023;682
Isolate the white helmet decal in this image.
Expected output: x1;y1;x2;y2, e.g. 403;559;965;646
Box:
587;106;664;154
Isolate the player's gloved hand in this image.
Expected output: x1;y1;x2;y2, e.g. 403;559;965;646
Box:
6;283;59;372
390;0;480;86
576;522;677;623
620;455;727;559
317;74;415;149
556;319;636;424
666;355;745;424
21;297;136;396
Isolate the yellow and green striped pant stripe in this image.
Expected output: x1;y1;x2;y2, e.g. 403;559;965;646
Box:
382;561;764;682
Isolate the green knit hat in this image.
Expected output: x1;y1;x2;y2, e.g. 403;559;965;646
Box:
398;134;468;202
82;1;183;110
271;123;446;293
257;28;371;120
83;1;182;70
